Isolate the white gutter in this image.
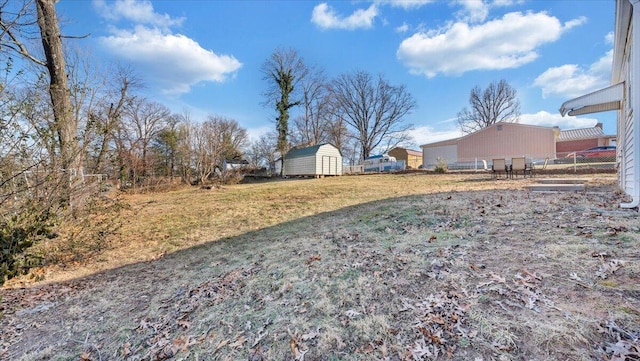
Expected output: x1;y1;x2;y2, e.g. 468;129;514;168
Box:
621;0;640;209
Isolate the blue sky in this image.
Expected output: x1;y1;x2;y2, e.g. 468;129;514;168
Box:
56;0;616;147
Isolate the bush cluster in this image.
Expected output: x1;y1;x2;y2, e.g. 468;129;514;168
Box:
0;208;55;286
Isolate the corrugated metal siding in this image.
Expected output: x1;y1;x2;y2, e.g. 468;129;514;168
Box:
558;127;605;141
423;145;457;166
457;124;555;162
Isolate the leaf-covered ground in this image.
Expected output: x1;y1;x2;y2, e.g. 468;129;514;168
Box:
1;174;639;360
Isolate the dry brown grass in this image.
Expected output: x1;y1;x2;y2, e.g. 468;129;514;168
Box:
1;172;639;360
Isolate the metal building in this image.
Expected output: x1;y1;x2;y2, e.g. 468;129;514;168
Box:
421;123;557;168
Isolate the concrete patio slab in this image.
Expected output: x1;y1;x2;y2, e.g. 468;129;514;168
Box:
524;183;586;192
535;178;588;184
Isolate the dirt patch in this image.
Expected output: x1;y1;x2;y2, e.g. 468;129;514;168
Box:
1;174;639;360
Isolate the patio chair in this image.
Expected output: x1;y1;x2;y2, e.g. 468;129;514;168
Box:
510;157;527;178
491;158;507;179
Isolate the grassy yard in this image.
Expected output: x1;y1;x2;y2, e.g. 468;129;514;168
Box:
1;173;639;360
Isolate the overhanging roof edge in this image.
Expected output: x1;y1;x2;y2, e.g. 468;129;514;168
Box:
559;82;624;117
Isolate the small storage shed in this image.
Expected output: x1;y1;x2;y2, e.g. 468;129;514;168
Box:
283;143;342;177
388;147;423;169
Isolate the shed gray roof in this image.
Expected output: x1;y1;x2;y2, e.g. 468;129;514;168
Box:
558;126;606;141
285;143;338;159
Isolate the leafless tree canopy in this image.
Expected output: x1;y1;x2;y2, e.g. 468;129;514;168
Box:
260;48;308;156
246;131;278;168
290;67;331;147
331;71;415;160
187;116;248;184
457;79;520;134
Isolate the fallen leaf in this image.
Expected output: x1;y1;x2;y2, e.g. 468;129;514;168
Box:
356;343;375;353
306;254;321;265
122;342;131;357
596;260;626;279
290;338;308;361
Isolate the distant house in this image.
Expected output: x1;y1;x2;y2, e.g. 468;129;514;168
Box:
222;159;249;171
282;143;342;177
559;0;638;209
388;147;423;169
556;123;616;155
421;123;556;168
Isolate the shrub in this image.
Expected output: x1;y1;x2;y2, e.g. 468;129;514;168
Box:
221;170;245;185
0;207;55;286
434;157;448;174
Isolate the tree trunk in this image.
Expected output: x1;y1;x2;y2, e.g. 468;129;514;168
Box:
36;0;80;205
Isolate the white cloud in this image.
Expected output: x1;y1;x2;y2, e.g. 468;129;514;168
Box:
378;0;434;10
93;0;183;29
455;0;525;23
456;0;489;23
95;1;241;95
311;3;378;30
563;16;587;30
411;125;464;146
397;11;582;78
395;22;410;33
533;49;612;98
520;111;598;129
491;0;521;6
605;31;614;45
100;26;241;94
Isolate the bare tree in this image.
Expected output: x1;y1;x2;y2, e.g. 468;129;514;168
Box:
111;98;170;188
173;111;194;184
123;99;171;179
246;132;278;169
261;48;307;166
331;71;415;160
291;67;331;147
457;79;520;134
1;0;81;204
84;65;142;176
190;116;248;185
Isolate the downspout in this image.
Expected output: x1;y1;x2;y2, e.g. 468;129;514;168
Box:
622;0;640;209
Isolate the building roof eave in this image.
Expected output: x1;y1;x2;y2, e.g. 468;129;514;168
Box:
559;82;624;117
